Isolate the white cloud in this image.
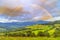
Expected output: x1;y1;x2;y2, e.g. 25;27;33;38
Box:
45;16;60;21
32;16;41;21
0;17;28;23
0;19;19;23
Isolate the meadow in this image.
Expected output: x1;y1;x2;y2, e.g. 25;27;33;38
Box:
0;37;60;40
0;22;60;40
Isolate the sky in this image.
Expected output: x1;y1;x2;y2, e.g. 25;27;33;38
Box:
0;0;60;22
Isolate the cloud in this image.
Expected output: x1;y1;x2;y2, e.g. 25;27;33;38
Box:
0;0;59;21
45;16;60;21
0;6;24;16
0;18;28;23
0;17;19;23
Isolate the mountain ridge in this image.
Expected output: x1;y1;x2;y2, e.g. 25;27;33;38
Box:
0;20;49;29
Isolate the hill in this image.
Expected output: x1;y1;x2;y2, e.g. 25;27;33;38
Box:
0;20;49;29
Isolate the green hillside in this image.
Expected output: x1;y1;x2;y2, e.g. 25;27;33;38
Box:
0;21;60;37
4;23;60;37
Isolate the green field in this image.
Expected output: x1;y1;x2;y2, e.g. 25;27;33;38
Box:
0;22;60;40
0;37;60;40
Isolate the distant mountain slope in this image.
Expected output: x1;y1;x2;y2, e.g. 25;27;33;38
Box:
0;20;49;29
0;16;60;29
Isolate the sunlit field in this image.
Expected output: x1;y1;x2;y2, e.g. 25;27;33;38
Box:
0;36;60;40
0;24;60;40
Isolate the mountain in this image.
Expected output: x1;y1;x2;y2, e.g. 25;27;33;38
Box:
0;20;49;30
0;16;60;31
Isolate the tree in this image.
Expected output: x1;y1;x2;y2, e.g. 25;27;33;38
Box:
54;28;60;37
37;31;50;37
25;31;36;37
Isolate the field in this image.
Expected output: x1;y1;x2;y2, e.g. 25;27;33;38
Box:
0;37;60;40
0;24;60;40
0;23;60;40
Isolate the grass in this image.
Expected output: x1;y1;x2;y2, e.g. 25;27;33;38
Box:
0;36;60;40
0;24;60;40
